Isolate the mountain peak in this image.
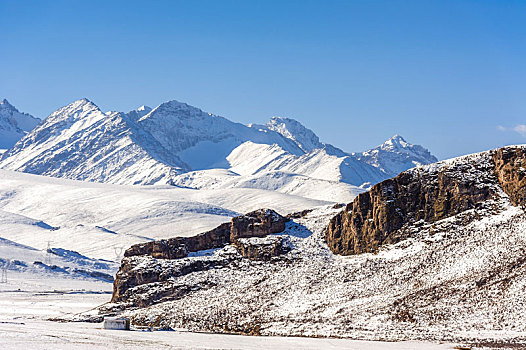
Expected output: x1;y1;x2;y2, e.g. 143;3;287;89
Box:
389;134;405;141
265;116;323;152
382;134;410;149
158;99;192;110
0;98;17;111
126;105;152;121
358;135;438;177
63;98;99;111
43;98;102;126
137;105;151;112
0;99;41;149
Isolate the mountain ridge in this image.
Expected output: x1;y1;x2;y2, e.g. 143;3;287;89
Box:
0;98;438;202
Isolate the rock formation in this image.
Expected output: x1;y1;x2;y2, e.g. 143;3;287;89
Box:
326;146;526;255
112;209;288;304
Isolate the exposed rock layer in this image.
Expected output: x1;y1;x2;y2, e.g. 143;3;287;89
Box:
492;147;526;206
113;209;288;304
124;209;288;260
326;146;526;255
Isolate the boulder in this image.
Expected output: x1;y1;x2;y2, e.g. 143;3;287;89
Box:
234;236;290;261
230;209;288;240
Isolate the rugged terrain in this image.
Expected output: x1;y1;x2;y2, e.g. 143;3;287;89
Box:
326;145;526;255
85;145;526;344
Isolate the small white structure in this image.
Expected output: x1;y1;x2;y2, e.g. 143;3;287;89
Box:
103;317;130;330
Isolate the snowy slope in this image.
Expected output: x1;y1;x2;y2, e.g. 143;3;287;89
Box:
171;168;364;203
0;234;116;283
96;147;526;344
0;169;327;260
0;99;40;149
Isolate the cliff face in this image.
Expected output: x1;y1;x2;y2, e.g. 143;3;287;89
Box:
492;146;526;206
326;146;526;256
124;209;287;260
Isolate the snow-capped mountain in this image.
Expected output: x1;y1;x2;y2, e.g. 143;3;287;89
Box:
356;134;438;177
0;98;437;202
0;99;188;185
136;100;304;170
0;99;40;149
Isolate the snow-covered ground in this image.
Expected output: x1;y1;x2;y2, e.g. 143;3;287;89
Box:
95;151;526;348
0;169;327;261
0;272;458;349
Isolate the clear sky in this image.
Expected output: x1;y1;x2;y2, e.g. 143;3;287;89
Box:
1;0;526;159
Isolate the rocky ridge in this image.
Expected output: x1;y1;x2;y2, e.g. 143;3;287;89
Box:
325;145;526;255
112;209;289;304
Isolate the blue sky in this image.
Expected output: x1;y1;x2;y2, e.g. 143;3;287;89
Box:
1;0;526;159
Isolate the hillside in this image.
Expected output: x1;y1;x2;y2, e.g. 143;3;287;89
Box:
0;168;326;261
89;145;526;344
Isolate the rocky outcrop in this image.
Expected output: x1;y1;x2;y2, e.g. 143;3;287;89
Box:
326;146;526;256
234;236;291;261
111;254;233;305
112;209;289;304
230;209;288;240
80;146;526;341
124;223;231;260
125;209;288;260
492;146;526;206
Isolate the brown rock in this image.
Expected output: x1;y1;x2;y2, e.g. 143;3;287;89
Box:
492;146;526;206
124;209;288;261
124;223;231;260
234;236;290;261
326;150;505;256
230;209;288;240
114;209;289;304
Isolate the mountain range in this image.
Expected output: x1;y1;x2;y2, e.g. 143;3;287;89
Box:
0;98;437;202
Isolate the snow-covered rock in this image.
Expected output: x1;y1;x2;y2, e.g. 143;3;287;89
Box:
0;99;40;149
259;117;324;152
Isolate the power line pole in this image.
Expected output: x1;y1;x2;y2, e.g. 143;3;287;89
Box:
114;246;124;263
0;260;8;283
